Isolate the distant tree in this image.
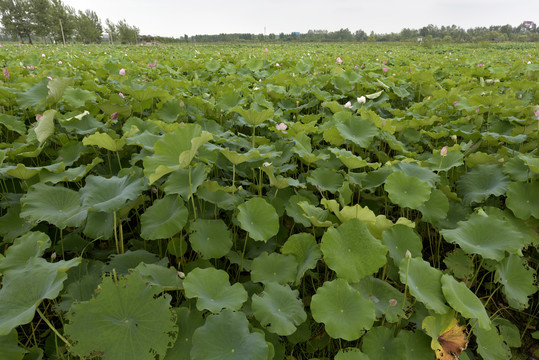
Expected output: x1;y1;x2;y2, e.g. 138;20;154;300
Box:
28;0;51;41
0;0;34;43
105;18;117;44
48;0;77;43
354;29;367;41
75;9;102;43
116;19;138;44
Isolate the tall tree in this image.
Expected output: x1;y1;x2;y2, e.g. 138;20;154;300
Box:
48;0;76;43
0;0;34;43
75;9;102;43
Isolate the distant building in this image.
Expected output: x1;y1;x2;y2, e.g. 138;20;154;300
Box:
523;21;534;29
417;37;423;42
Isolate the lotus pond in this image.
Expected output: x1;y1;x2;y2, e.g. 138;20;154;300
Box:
0;42;538;360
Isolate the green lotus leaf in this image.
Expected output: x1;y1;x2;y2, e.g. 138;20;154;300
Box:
518;153;539;173
104;250;162;275
394;162;439;187
474;326;511;360
441;274;491;329
220;148;264;165
59;111;103;135
0;329;25;360
191;310;268;360
502;156;530;181
321;219;387;282
47;77;72;103
492;318;521;348
58;260;104;312
456;164;510;204
20;183;86;229
17;78;48;108
495;254;537;310
335;348;370;360
237;198;279;242
251;252;298;285
335;112;378;148
0;257;81;336
34;109;56;144
311;278;375;341
354;276;407;323
399;257;449;314
385;171;431;209
40;157;103;184
1;164;40;180
62;87;96;108
156;99;183;123
0;114;25;134
306;167;344;193
281;233;322;284
143;123;212;184
189;219;233;259
252;282;307;336
65;273;177;360
134;263;182;291
382;225;423;265
298;201;334;227
418;188;449;223
140;195;188;240
163;164;208;199
443;249;474;279
425;148;464;171
506;181;539;219
330;148;368;169
0;205;33;242
183;267;247;313
233;107;274;126
398;330;434;360
82;132;126;151
285;195;315;227
440;212;525;261
81;175;145;213
163;307;205;360
83;211;114;240
361;326;406;360
0;232;51;272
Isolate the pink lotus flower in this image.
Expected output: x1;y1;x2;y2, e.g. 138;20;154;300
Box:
47;76;52;80
276;122;287;132
344;101;352;109
475;108;480;113
354;65;358;69
336;57;343;64
3;68;8;79
382;60;386;65
477;63;483;67
119;68;126;75
440;146;448;157
357;96;366;104
148;62;154;68
111;112;118;120
36;114;42;120
382;67;388;72
452;100;458;106
119;92;125;99
58;60;62;65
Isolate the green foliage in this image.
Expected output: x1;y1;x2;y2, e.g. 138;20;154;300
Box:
0;43;536;360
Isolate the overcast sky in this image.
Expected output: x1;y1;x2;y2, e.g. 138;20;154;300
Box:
62;0;538;37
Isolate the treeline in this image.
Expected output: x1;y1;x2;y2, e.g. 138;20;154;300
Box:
0;0;536;45
183;23;538;43
0;0;139;44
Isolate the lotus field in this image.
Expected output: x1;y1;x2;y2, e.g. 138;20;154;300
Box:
0;42;538;360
